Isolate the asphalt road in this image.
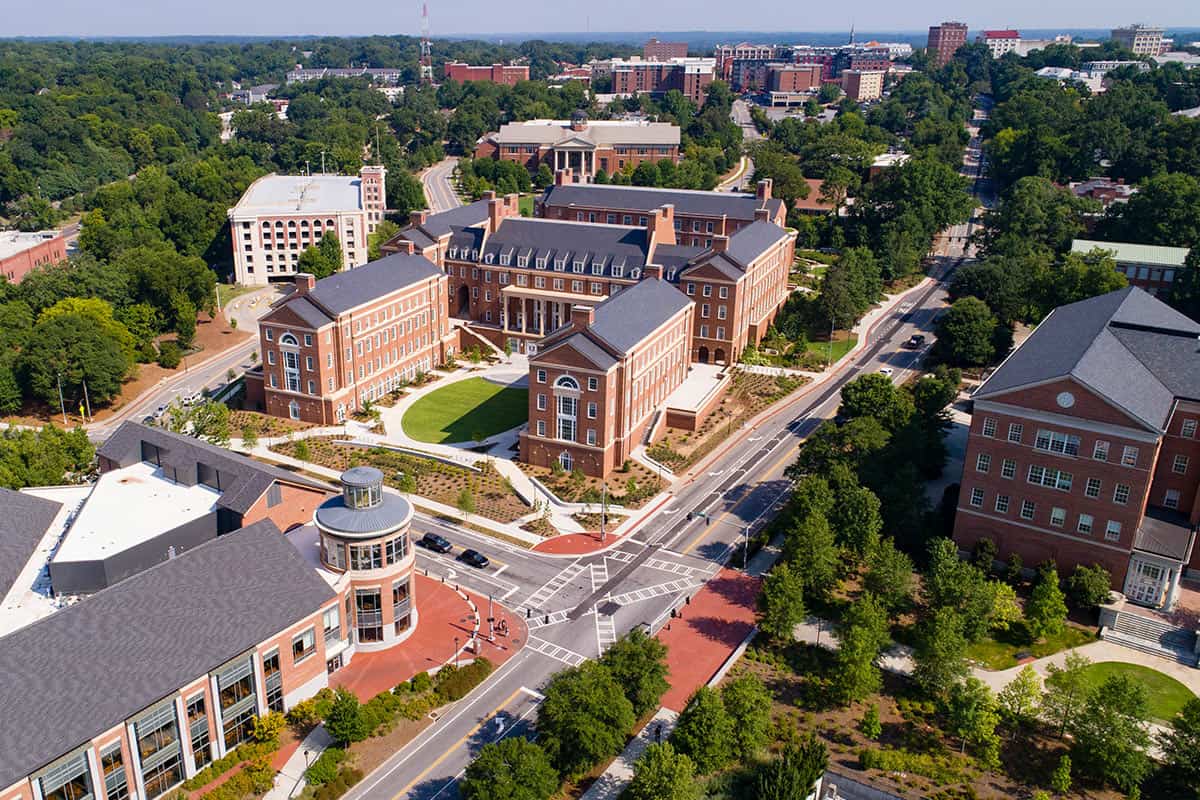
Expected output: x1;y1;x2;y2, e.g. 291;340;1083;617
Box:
339;102;990;800
421;158;462;213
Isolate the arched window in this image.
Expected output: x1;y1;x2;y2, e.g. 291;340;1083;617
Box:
554;375;580;391
554;376;579;441
288;400;300;419
279;334;300;392
558;451;573;472
287;220;297;228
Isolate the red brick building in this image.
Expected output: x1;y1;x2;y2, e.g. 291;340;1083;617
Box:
521;276;693;476
443;62;529;86
0;230;66;283
841;69;885;102
768;64;823;93
475;113;681;180
953;288;1200;610
609;58;716;105
715;43;778;80
927;21;968;67
643;38;688;60
248;252;453;424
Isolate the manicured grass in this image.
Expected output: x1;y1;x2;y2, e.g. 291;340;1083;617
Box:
802;335;857;366
1048;661;1197;723
518;194;535;216
967;625;1097;671
401;377;528;444
216;283;256;309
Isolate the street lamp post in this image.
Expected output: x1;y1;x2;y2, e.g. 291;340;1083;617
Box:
742;525;750;570
56;374;67;426
454;636;460;668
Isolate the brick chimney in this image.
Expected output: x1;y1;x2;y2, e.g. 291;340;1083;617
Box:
643;264;664;280
409;209;429;227
571;304;595;330
646;204;676;250
756;178;773;201
394;239;416;255
712;235;729;254
554;169;575;186
754;207;771;223
295;273;316;295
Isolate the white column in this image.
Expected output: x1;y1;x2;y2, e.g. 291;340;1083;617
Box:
520;297;527;333
126;721;148;800
85;748;105;800
176;695;197;779
539;301;546;335
209;675;227;759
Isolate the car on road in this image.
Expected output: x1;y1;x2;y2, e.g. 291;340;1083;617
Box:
182;391;204;406
878;366;895;376
419;532;453;553
458;549;490;569
142;415;157;425
903;334;926;349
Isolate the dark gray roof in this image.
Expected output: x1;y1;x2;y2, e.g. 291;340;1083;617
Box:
315;492;413;537
481;218;651;279
724;220;789;267
286;296;337;328
98;423;329;515
0;520;336;788
544;332;620;370
654;243;705;276
1134;506;1196;562
0;489;61;599
976;287;1200;430
541;184;785;223
588;278;692;354
304;253;443;317
417;200;491;239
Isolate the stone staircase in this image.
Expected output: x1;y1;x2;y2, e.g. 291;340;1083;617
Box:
1101;610;1200;666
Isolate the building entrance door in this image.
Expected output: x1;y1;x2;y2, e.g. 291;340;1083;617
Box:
1126;560;1165;606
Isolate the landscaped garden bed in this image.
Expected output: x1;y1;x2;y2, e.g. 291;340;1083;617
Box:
270;438;529;523
520;458;664;509
647;371;807;472
230;410;314;439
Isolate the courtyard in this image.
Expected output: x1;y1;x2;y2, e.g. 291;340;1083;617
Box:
400;376;528;444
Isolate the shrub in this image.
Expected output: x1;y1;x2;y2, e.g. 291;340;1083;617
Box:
311;767;363;800
194;761;275;800
287;688;335;727
408;671;433;694
1067;564;1112;610
435;658;493;702
294;439;311;461
325;687;369;746
252;711;287;744
304;748;346;786
860;705;882;739
182;740;279;791
158;341;182;369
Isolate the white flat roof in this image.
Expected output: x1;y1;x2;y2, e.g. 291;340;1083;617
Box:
52;462;220;563
0;486;91;636
285;524;343;588
232;174;363;216
0;230;60;260
665;362;728;413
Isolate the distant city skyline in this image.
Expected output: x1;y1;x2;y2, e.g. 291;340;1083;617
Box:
4;0;1197;39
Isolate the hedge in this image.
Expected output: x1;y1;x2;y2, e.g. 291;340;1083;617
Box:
195;762;275;800
434;658;494;703
182;740;277;791
303;748;346;786
311;767;363;800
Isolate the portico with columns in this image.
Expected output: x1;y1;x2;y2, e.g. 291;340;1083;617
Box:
499;285;607;352
551;143;596;180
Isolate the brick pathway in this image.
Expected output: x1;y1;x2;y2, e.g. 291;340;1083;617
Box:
655;568;761;712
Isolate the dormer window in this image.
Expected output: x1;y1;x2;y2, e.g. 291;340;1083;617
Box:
573;261;584;273
612;265;624;278
518;254;529;267
536;257;547;269
667;269;677;281
484;252;494;264
449;247;458;258
630;268;641;279
471;249;479;260
591;264;603;276
500;253;510;266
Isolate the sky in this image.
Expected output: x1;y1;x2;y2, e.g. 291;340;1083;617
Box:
4;0;1196;39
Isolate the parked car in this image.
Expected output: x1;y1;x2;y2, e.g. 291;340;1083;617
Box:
878;366;895;376
419;533;453;553
182;391;204;406
458;549;490;569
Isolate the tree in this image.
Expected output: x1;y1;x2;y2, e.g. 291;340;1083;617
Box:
1025;565;1068;640
782;512;837;602
912;608;969;700
997;665;1042;729
1103;172;1200;247
537;661;635;778
324;687;368;746
600;628;670;718
671;686;733;775
39;298;137;364
1167;248;1200;321
533;163;555;190
20;314;131;409
934;297;1000;366
1066;564;1112;611
864;538;914;610
755;734;827;800
947;677;1001;767
0;362;20;414
626;743;701;800
832;593;890;704
977;176;1092;257
721;674;773;759
1069;674;1152;791
457;486;476;516
298;232;344;279
829;484;883;557
367;220;401;261
171;293;197;349
1050;754;1072;795
460;738;558;800
0;425;95;489
839;373;914;433
165;400;231;446
1158;697;1200;790
1043;651;1093;737
860;705;882;739
758;562;806;641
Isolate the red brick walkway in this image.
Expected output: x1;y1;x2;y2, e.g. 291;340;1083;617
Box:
656;568;761;712
331;574;526;700
531;495;673;555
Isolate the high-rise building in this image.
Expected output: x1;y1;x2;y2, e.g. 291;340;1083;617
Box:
977;30;1021;58
927;21;969;67
643;38;688;60
841;69;885;102
1112;24;1167;56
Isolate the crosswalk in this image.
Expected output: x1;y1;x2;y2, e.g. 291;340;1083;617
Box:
526;635;587;667
520;562;586;611
594;610;617;656
590;561;609;591
525;608;575;630
645;557;709;579
606;578;701;607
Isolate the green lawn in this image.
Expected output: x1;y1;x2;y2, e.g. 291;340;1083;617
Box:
802;335;857;366
518;194;535;216
401;377;528;444
216;283;256;309
1048;661;1197;723
967;625;1096;671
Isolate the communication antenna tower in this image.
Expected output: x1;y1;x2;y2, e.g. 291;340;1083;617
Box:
420;3;434;85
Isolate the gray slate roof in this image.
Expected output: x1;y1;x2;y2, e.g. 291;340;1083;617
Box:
0;520;336;789
98;423;329;515
303;253;443;317
588;278;692;354
724;220;789;268
481;218;651;278
976;287;1200;431
541;184;785;222
1134;507;1196;562
0;489;61;599
315;492;413;537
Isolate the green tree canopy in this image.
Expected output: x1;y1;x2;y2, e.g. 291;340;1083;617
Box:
625;743;701;800
20;313;132;409
670;687;734;775
537;661;635;778
460;738;558;800
599;628;670;718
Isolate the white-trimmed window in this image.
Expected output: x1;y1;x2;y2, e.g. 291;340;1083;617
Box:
1007;423;1023;443
555;375;579;442
1113;483;1131;505
1182;419;1197;438
994;495;1009;513
536;393;547;411
537;369;547;383
1093;440;1109;461
1050;507;1066;528
536;420;546;436
1027;464;1073;491
1121;446;1139;467
588;377;598;392
1078;514;1094;534
587;402;597;419
1173;455;1189;474
586;429;597;445
976;453;991;473
969;487;984;507
292;627;316;663
1105;520;1122;541
1085;477;1102;498
1165;489;1181;510
1035;429;1081;456
1020;500;1036;520
981;418;996;438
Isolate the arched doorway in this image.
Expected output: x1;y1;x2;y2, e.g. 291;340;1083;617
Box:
697;346;710;363
715;348;726;365
456;285;470;316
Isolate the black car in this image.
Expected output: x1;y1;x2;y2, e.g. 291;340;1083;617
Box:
419;532;453;553
458;549;490;569
903;334;926;349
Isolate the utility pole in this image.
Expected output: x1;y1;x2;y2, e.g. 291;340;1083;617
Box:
487;594;494;642
742;525;750;570
600;481;607;543
56;374;67;426
82;379;92;422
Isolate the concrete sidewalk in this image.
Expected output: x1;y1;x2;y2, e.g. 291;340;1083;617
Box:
263;726;333;800
580;709;679;800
